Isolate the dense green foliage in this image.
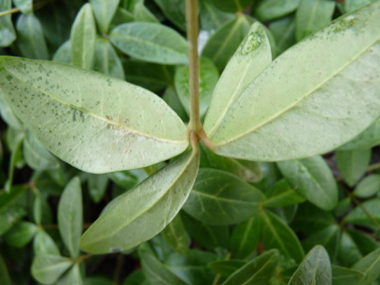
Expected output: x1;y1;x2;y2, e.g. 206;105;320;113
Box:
1;0;380;284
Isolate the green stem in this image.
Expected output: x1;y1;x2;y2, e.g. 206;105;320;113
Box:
185;0;202;134
0;8;19;18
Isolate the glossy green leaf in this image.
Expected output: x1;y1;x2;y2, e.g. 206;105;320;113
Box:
153;0;186;30
205;4;380;161
58;176;82;259
302;225;340;262
0;0;16;47
175;57;219;118
165;250;218;285
0;254;11;285
253;0;301;21
94;37;125;80
56;264;83;285
295;0;335;41
79;148;200;254
134;3;159;23
24;130;60;171
209;260;246;278
13;0;32;14
53;40;72;64
4;221;38;247
90;0;119;34
33;230;60;256
260;210;305;262
344;198;380;227
71;3;96;69
88;174;109;203
270;16;296;57
222;249;279;285
336;149;371;186
0;57;188;172
31;254;73;285
288;245;332;285
16;14;49;60
278;156;337;210
163;86;188;122
230;216;260;259
352;248;380;285
0;89;24;130
199;0;234;32
354;174;380;198
211;0;252;13
183;169;265;225
162;214;188;255
338;117;380;150
110;22;188;65
181;211;230;251
141;251;188;285
264;179;305;208
202;16;252;72
33;193;53;225
332;265;365;285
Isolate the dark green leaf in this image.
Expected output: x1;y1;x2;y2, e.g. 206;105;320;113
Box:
4;133;23;192
211;0;252;13
264;179;305;208
344;198;380;228
336;149;371;186
253;0;301;21
0;0;16;47
58;176;83;259
183;169;265;225
338;0;375;13
79;148;200;254
71;3;96;69
277;156;338;211
4;221;38;247
332;265;365;285
110;22;188;65
153;0;186;30
162;86;188;122
88;174;109;203
123;271;147;285
31;254;73;285
33;192;53;225
56;264;83;285
222;249;279;285
110;7;134;28
16;14;49;60
199;0;234;32
288;245;331;285
108;170;138;188
230;216;260;259
0;254;11;285
260;210;305;262
33;230;60;256
352;248;380;285
90;0;119;34
209;260;246;278
354;174;380;198
162;214;188;255
134;3;159;23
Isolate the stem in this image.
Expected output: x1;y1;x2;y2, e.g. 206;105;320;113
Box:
185;0;202;133
113;254;124;285
0;8;19;17
74;254;93;264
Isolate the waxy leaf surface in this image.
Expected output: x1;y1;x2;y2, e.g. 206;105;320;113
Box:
206;3;380;161
79;148;199;254
0;57;188;173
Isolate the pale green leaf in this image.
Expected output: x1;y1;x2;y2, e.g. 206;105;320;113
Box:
264;179;305;208
354;174;380;198
338;117;380;150
33;192;53;225
58;176;83;259
90;0;119;34
332;265;365;285
339;0;375;13
88;174;109;203
13;0;32;14
344;198;380;227
260;210;305;262
211;0;252;13
79;147;200;254
0;89;24;130
33;230;61;256
204;22;272;136
206;4;380;161
230;216;260;259
199;0;234;32
24;130;60;171
4;221;38;247
110;22;188;65
56;264;83;285
183;169;265;225
336;149;371;186
222;249;279;285
53;40;72;64
108;170;138;188
202;15;252;72
94;37;125;80
110;7;134;28
153;0;186;30
134;3;159;23
0;57;188;173
253;0;301;21
31;254;73;285
295;0;335;41
269;16;296;57
71;3;96;70
277;156;338;211
352;248;380;285
175;57;219;118
0;254;11;285
162;214;188;255
141;252;189;285
16;14;49;60
288;245;332;285
0;0;16;47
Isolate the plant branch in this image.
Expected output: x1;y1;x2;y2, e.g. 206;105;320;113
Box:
0;8;19;17
113;254;124;285
185;0;202;134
